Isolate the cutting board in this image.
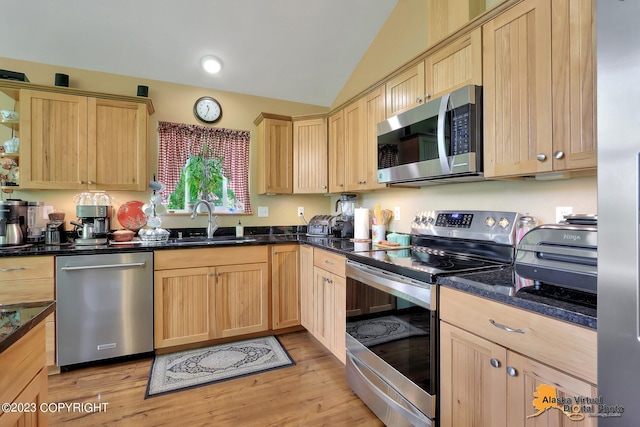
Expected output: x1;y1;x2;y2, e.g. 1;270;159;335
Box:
372;243;412;249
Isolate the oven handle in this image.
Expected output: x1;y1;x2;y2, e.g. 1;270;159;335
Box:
347;352;432;427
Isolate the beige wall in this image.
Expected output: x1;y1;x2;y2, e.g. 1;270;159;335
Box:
0;57;333;230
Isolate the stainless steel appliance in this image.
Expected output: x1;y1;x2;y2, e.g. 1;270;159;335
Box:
377;85;483;186
0;200;27;246
515;222;597;294
334;194;358;239
597;1;640;422
306;214;336;236
74;205;111;245
44;221;68;245
56;252;154;366
345;210;520;426
26;201;45;243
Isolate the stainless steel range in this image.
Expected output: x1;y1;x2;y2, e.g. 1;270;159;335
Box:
345;210;521;427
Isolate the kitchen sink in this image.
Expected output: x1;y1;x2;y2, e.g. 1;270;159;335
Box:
166;236;257;246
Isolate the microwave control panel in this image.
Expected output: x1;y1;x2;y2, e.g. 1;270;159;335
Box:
451;105;471;155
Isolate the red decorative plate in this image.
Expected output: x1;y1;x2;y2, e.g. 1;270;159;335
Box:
117;201;148;231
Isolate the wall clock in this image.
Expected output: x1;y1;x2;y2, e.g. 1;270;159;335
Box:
194;96;222;123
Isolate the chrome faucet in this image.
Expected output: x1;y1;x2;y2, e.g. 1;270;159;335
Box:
191;200;218;238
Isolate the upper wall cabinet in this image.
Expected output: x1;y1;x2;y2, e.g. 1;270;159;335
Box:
386;28;482;119
293;115;328;194
20;90;148;191
483;0;595;178
254;113;293;194
328;110;346;193
427;0;495;46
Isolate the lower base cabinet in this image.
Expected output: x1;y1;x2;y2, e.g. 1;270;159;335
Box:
440;287;597;426
154;247;269;349
301;246;346;363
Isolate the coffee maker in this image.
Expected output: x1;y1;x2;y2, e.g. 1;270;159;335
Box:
74;205;111;245
0;200;27;246
333;194;357;239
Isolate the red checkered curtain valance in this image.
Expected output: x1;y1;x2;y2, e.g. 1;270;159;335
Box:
157;121;252;213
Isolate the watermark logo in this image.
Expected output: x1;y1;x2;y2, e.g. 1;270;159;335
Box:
528;384;624;420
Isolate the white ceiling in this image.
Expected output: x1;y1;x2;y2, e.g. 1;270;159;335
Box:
1;0;398;107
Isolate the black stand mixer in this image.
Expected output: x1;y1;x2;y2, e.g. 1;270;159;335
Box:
333;194;357;239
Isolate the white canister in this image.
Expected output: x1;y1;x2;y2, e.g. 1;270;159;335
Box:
372;225;386;244
354;208;370;240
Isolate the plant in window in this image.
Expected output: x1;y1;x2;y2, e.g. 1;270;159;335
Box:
167;146;236;210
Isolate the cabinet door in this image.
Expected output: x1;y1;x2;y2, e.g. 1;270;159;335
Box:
328;109;346;193
344;99;367;191
364;86;387;191
20;90;88;189
272;245;301;330
293;116;328;193
550;0;596;171
427;0;477;46
331;274;346;364
483;0;553;178
257;117;293;194
89;98;148;191
0;369;48;427
506;351;597;426
440;321;507;427
385;62;426;117
425;28;482;99
214;263;269;338
153;267;213;348
300;245;314;331
312;266;334;350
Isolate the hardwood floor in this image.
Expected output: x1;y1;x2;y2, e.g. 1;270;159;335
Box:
47;331;384;426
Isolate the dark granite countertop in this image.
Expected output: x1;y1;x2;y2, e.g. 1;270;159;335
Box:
0;300;56;354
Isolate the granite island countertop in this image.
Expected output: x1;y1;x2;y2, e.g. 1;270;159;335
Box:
0;300;56;354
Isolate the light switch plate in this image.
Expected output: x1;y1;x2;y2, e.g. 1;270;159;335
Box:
394;207;401;221
258;206;269;217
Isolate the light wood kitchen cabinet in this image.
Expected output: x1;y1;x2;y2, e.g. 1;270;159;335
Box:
0;323;48;427
425;27;483;99
427;0;487;46
306;248;347;363
483;0;595;178
254;113;293;194
385;63;425;117
0;256;57;372
345;87;387;192
271;244;301;330
299;245;314;330
293;115;328;193
327;109;346;193
154;247;269;349
20;89;148;190
440;287;597;426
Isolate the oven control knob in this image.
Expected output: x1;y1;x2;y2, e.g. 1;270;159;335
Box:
485;217;496;227
498;217;510;229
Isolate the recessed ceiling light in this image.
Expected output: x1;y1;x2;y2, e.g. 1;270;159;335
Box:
201;55;223;74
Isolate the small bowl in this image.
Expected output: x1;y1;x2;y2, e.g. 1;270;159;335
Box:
112;229;135;242
0;110;19;121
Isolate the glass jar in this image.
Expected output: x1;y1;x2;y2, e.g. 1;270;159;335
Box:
517;213;538;243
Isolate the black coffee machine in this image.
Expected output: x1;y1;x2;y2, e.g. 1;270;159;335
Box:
0;200;27;246
333;194;357;239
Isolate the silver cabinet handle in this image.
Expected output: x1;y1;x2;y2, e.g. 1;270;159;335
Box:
506;366;518;377
0;267;26;272
324;260;334;265
416;97;423;104
554;150;565;159
79;180;85;184
88;180;95;185
322;185;327;189
61;262;146;271
536;153;547;161
437;92;453;174
490;358;501;368
489;318;525;334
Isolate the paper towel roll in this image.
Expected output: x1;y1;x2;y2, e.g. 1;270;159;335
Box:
354;208;370;240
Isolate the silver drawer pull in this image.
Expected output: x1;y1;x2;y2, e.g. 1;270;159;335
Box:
0;267;26;272
61;262;146;271
490;358;501;368
324;260;334;265
489;318;525;334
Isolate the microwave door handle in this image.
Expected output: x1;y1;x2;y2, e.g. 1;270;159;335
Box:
437;93;453;174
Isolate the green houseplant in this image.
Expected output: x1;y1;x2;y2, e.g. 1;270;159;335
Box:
167;146;236;210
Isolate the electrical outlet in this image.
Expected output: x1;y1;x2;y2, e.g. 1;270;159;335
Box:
258;206;269;218
556;206;573;223
394;206;401;221
297;207;304;217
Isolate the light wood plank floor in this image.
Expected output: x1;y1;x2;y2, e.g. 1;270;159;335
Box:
47;331;384;426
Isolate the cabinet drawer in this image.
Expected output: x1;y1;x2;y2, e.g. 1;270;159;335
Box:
440;287;596;384
154;246;268;270
313;249;345;278
0;278;54;304
0;256;54;281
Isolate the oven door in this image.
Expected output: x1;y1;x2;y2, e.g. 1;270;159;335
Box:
345;260;437;426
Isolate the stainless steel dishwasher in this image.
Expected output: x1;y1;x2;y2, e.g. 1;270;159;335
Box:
56;252;154;366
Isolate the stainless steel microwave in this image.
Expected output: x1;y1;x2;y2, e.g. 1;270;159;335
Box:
377;85;483;186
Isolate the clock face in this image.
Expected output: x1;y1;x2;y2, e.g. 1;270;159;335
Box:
194;96;222;123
